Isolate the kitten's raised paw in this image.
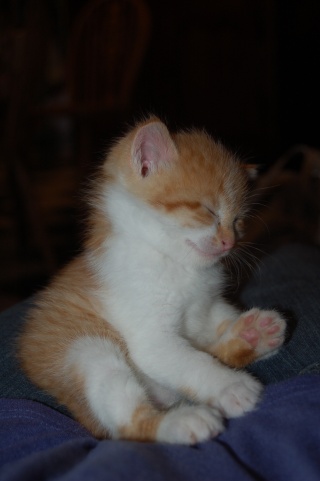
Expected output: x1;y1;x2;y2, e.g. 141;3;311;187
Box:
157;405;224;444
237;308;286;359
212;308;286;368
218;373;262;418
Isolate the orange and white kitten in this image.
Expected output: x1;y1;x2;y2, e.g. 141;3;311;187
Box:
18;117;286;444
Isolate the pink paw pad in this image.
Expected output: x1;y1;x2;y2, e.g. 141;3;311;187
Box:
266;325;280;335
244;314;255;326
259;317;273;327
268;338;282;347
240;328;259;347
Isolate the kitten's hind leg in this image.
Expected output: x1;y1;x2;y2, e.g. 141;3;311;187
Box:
208;308;286;368
66;336;224;444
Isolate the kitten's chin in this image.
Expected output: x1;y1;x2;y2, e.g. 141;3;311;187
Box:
185;239;226;264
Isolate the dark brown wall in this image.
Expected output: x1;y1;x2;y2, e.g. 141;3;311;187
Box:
134;0;320;160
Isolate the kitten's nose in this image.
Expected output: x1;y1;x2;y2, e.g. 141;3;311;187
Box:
215;225;235;253
220;238;234;252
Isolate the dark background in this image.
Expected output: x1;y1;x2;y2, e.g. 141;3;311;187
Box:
1;0;320;309
140;0;320;157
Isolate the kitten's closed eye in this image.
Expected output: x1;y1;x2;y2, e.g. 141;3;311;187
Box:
204;206;218;219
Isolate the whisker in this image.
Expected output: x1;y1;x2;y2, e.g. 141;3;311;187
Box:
244;211;271;236
237;241;266;257
226;244;262;283
223;253;241;291
245;184;277;199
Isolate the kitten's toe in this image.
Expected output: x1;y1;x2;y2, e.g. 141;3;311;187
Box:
218;373;263;418
157;405;224;444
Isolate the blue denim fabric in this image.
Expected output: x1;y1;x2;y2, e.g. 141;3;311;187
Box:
1;375;320;481
0;243;319;406
241;243;320;383
0;298;69;413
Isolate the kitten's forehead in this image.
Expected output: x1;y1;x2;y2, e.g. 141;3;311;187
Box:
173;131;248;203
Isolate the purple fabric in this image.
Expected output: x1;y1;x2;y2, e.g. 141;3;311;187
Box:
1;374;320;481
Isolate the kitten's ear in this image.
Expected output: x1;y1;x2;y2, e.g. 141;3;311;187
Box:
244;164;258;180
131;121;178;177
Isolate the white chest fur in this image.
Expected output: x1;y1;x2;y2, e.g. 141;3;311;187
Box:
90;185;224;338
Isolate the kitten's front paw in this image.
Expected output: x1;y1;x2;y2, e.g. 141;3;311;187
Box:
218;373;263;418
238;308;286;359
157;405;224;444
211;308;286;368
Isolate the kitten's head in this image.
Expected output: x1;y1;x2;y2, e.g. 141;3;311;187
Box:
104;117;255;266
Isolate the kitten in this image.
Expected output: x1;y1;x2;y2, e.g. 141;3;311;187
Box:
18;117;286;444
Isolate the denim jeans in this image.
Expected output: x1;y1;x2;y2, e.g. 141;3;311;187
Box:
0;243;319;411
241;243;320;383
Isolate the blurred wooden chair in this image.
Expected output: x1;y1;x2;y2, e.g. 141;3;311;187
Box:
1;0;57;275
1;0;151;281
45;0;151;174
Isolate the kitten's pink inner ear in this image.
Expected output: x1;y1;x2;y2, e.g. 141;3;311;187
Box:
131;121;177;177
